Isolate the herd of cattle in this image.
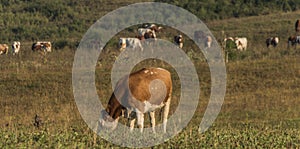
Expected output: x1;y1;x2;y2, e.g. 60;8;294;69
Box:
0;41;52;55
117;23;299;53
2;20;300;57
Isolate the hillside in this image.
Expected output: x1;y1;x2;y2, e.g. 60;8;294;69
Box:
1;0;300;46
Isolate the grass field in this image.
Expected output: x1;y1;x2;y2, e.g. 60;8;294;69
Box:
0;2;300;148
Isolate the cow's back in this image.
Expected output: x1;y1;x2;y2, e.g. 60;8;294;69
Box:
127;68;172;111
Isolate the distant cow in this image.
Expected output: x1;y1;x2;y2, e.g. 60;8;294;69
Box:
296;20;300;32
235;37;247;51
266;37;279;48
136;30;156;40
137;28;157;40
32;41;52;52
0;44;9;55
288;36;300;48
119;38;143;51
205;35;212;48
12;41;21;55
147;24;162;33
98;67;172;133
174;35;183;48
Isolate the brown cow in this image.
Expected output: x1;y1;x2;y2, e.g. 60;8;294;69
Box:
288;36;300;49
98;67;172;133
0;44;9;55
296;20;300;32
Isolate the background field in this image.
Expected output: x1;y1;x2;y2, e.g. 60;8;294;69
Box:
0;0;300;148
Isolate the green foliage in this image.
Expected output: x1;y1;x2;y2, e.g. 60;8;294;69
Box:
157;0;300;20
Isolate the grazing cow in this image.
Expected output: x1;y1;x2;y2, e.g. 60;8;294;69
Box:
119;38;143;51
266;37;279;48
147;24;162;33
137;28;157;39
205;35;212;48
136;30;156;40
0;44;9;55
32;41;52;52
98;67;172;133
174;35;183;48
234;37;247;51
12;41;21;55
296;20;300;32
288;36;300;48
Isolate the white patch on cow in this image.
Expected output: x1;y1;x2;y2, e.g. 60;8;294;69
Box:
143;101;164;113
144;70;149;73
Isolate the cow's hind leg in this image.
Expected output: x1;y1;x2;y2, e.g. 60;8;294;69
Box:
162;97;171;133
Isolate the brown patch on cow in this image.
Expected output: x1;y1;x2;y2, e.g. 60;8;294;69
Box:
0;44;9;55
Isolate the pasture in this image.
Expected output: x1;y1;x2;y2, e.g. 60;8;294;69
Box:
0;2;300;148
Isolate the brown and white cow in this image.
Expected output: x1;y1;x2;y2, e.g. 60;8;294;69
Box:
12;41;21;55
266;37;279;48
136;30;156;41
137;28;157;40
147;24;162;33
0;44;9;55
98;67;172;133
288;36;300;48
32;41;52;52
235;37;248;51
174;35;183;49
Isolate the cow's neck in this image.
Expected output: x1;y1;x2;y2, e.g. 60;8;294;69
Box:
106;94;123;120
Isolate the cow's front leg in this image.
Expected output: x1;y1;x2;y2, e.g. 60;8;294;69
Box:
136;110;144;133
149;111;156;133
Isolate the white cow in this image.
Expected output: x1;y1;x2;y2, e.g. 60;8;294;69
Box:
119;38;143;51
98;67;172;133
12;41;21;55
205;35;212;48
235;37;247;51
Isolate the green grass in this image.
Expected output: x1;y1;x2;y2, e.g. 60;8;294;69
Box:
0;1;300;148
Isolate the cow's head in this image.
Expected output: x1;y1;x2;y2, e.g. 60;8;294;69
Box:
118;38;126;51
144;31;156;39
44;42;52;52
98;110;119;131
